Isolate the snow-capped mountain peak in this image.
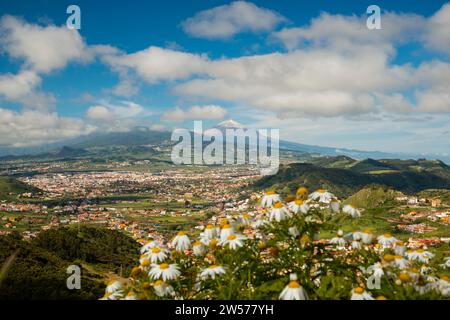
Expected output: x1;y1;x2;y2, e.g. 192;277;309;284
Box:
215;119;244;129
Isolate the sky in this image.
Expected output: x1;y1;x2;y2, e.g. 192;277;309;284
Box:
0;0;450;156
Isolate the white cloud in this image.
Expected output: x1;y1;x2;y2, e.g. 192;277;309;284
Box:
102;46;208;84
86;105;114;121
162;105;227;122
271;12;425;52
86;100;150;131
0;108;94;147
0;15;92;73
416;90;450;113
0;70;55;110
182;1;285;39
425;3;450;54
87;101;146;120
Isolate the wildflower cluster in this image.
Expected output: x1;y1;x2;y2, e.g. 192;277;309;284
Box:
101;188;449;300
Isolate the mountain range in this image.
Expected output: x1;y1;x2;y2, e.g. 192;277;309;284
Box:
0;120;449;163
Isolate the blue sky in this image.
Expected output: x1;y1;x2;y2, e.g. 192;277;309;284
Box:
0;0;450;156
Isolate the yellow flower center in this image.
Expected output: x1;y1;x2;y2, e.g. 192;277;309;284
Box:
354;287;364;294
296;187;308;195
295;199;304;205
154;280;164;286
363;229;372;234
399;273;411;282
266;191;276;195
222;224;232;229
441;276;449;282
141;259;150;267
243;214;251;219
416;249;425;253
317;189;326;193
209;265;218;269
206;224;214;229
288;281;300;288
285;195;296;202
151;247;161;254
273;202;283;209
159;263;169;270
383;233;392;238
300;235;311;243
193;241;202;247
177;231;186;236
209;239;218;247
227;234;237;241
376;296;387;300
383;254;395;262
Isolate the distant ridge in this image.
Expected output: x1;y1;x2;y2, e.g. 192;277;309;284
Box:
0;122;448;164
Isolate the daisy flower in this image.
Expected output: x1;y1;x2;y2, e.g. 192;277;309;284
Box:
361;229;373;244
289;226;300;238
351;236;362;250
200;265;226;280
279;274;308;300
330;230;346;247
105;280;124;294
203;224;217;240
330;200;340;213
377;233;397;248
239;213;253;225
171;231;191;252
308;189;335;204
394;241;406;256
252;215;268;229
192;241;207;256
269;202;290;222
124;291;138;300
153;280;174;297
438;276;449;297
350;287;374;300
146;247;169;264
261;191;281;207
220;224;234;241
288;199;309;214
392;256;409;269
140;240;158;254
405;249;434;263
342;204;361;218
219;234;246;250
149;263;181;281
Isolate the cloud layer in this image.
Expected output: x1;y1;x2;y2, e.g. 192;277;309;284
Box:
182;1;285;39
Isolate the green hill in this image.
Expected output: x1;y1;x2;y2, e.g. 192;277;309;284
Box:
349;158;398;174
311;155;356;168
0;176;38;200
0;225;139;300
344;185;402;209
254;162;450;198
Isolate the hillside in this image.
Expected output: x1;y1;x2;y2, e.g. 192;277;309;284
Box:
348;159;398;174
344;185;402;208
254;162;450;198
0;225;139;300
0;176;39;200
